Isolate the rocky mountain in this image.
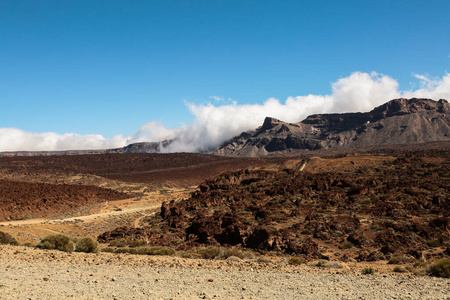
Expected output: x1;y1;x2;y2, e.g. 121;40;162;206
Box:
215;98;450;157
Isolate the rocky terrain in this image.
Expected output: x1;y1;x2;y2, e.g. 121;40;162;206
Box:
0;152;276;243
2;245;450;299
99;146;450;264
216;98;450;156
0;152;272;186
0;180;129;221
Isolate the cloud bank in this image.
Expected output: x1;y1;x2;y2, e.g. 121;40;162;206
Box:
0;128;129;152
1;71;450;152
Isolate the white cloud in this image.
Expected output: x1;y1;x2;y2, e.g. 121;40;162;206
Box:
403;73;450;100
0;128;129;152
1;71;449;152
147;72;449;153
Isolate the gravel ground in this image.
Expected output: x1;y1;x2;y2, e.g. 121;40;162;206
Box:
1;246;449;300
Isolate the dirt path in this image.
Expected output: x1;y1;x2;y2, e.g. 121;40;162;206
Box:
0;204;161;227
133;212;156;228
298;160;308;171
0;186;193;244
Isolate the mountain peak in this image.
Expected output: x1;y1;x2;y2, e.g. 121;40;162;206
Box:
216;98;450;157
261;117;285;131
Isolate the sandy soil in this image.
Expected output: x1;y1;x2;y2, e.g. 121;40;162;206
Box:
1;245;449;300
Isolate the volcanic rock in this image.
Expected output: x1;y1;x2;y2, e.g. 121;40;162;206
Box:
215;98;450;156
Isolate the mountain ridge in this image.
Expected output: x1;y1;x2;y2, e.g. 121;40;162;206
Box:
215;98;450;157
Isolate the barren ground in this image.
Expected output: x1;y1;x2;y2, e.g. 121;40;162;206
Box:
1;245;450;299
0;150;449;299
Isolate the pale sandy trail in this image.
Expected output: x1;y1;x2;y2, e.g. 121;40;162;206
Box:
133;212;156;228
0;204;161;227
298;160;308;172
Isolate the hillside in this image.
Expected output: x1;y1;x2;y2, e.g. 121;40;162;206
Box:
215;98;450;157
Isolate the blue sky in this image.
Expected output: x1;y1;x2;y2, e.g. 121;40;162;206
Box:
1;0;450;151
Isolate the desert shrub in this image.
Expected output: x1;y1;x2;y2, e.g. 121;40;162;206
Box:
131;246;176;256
256;256;273;264
109;237;145;248
339;241;353;249
102;246;176;256
113;248;132;254
289;257;306;266
179;251;203;259
196;246;222;259
222;248;248;259
0;231;19;246
388;253;403;264
36;234;74;253
406;264;426;276
361;267;375;275
315;260;328;267
393;266;407;273
388;253;415;265
75;237;99;253
413;259;427;268
180;247;253;260
428;259;450;278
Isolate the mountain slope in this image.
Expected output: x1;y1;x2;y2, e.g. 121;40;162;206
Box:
215;98;450;157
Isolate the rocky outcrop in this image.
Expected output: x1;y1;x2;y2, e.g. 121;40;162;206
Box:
98;148;450;259
215;98;450;157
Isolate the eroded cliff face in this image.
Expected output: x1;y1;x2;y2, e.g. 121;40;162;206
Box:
215;98;450;157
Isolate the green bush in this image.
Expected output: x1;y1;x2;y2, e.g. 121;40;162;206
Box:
196;246;222;259
36;234;74;253
179;251;203;259
393;266;407;273
0;231;19;246
131;246;176;256
182;246;253;260
339;241;353;249
75;237;99;253
388;253;415;265
222;248;249;259
101;246;176;256
362;267;375;275
315;260;328;267
109;237;145;248
101;247;115;253
428;259;450;278
289;257;306;265
114;248;132;254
